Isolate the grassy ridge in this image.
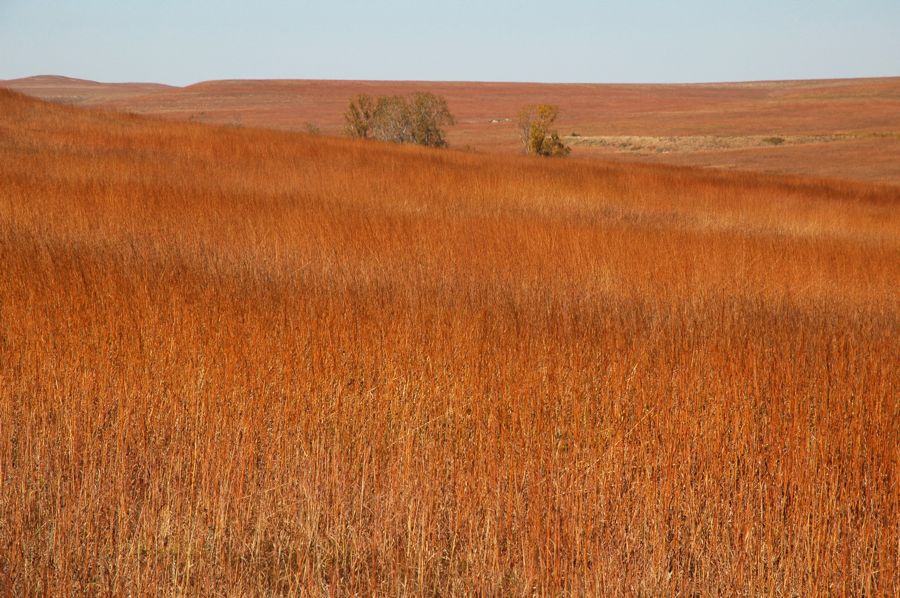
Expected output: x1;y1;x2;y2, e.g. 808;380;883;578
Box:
0;89;897;595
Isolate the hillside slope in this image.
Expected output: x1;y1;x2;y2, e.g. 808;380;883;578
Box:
1;90;898;595
4;75;900;183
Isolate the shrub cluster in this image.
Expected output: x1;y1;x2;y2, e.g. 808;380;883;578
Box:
517;103;571;157
344;92;455;148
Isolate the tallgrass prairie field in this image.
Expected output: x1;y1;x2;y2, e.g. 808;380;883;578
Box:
0;89;898;595
5;75;900;183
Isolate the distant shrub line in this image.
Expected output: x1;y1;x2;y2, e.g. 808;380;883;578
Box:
344;94;571;156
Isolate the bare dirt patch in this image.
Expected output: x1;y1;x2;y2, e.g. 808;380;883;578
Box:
566;133;856;154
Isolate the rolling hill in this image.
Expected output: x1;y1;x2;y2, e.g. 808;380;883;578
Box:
1;88;897;595
4;74;900;183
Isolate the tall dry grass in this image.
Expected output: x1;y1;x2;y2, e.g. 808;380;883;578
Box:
0;88;898;595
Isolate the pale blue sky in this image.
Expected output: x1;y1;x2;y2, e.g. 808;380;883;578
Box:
1;0;898;85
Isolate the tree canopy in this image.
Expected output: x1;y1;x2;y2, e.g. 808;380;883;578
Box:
345;92;455;148
516;104;571;157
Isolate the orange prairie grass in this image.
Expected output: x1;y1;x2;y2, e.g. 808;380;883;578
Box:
0;89;898;595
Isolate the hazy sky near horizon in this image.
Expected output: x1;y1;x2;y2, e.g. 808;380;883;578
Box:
2;0;898;85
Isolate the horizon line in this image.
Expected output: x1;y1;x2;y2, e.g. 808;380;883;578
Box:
3;72;900;90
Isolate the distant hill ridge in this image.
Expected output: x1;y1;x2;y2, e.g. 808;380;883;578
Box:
3;74;898;183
